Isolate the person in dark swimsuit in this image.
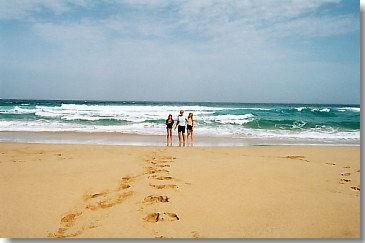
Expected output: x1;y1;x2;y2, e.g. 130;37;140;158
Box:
166;114;174;146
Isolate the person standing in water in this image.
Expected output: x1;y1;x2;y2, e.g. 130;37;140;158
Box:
165;114;174;146
186;112;194;146
174;110;186;147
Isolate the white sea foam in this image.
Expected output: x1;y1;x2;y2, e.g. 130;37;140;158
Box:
0;102;360;145
30;104;224;122
337;107;360;112
0;106;37;114
295;107;306;112
291;121;306;129
238;108;272;111
295;107;331;112
202;114;256;125
319;108;330;112
0;119;359;143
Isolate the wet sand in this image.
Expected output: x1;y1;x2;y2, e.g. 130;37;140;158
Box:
0;143;360;238
0;131;359;146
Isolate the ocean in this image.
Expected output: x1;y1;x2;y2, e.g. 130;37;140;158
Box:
0;99;360;146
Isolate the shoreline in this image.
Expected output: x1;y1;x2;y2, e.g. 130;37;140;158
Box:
0;131;360;146
0;143;360;238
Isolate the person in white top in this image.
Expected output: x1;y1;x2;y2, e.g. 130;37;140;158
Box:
174;110;186;146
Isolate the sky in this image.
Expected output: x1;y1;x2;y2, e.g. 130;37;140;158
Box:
0;0;360;104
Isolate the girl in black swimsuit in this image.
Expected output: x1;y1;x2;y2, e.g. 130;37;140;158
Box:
166;114;174;146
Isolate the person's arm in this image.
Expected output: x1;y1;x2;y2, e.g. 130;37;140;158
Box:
174;117;179;130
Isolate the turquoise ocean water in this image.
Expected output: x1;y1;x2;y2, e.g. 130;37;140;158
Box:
0;99;360;145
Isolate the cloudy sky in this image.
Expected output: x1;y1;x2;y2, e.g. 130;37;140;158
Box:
0;0;360;104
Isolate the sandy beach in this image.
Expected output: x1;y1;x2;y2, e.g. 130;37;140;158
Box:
0;143;360;238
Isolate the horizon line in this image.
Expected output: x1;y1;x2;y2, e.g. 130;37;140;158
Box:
0;98;360;106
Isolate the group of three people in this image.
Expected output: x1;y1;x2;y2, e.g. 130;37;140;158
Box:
166;110;194;146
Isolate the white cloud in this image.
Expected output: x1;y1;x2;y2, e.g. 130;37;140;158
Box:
118;0;170;8
25;0;358;82
26;0;357;45
0;0;359;103
167;0;355;42
0;0;91;20
33;20;106;43
2;0;358;43
267;14;359;39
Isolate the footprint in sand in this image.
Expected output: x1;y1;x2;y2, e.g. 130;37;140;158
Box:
143;195;169;203
343;166;350;168
118;183;131;190
156;176;173;180
350;186;360;191
158;160;175;164
12;160;24;163
326;162;336;166
49;174;137;238
191;231;201;238
61;212;83;226
118;176;133;190
83;176;135;210
88;192;108;199
143;152;180;232
339;178;351;184
148;174;172;179
56;153;68;160
339;172;351;176
153;231;167;238
144;212;179;222
121;176;132;181
148;175;173;181
156;164;170;168
48;209;103;238
48;211;84;238
161;156;176;160
145;167;169;175
84;191;134;211
149;184;179;189
146;160;158;165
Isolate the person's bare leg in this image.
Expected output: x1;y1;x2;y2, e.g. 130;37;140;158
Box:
187;131;192;146
182;132;186;147
169;130;173;146
166;131;169;146
178;132;182;147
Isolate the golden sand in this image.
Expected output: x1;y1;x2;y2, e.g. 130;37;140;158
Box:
0;143;360;238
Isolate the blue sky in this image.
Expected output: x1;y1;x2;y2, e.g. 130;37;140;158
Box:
0;0;360;104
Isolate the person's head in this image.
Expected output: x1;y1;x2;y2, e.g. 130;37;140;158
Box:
168;114;172;119
180;110;184;115
188;113;193;118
